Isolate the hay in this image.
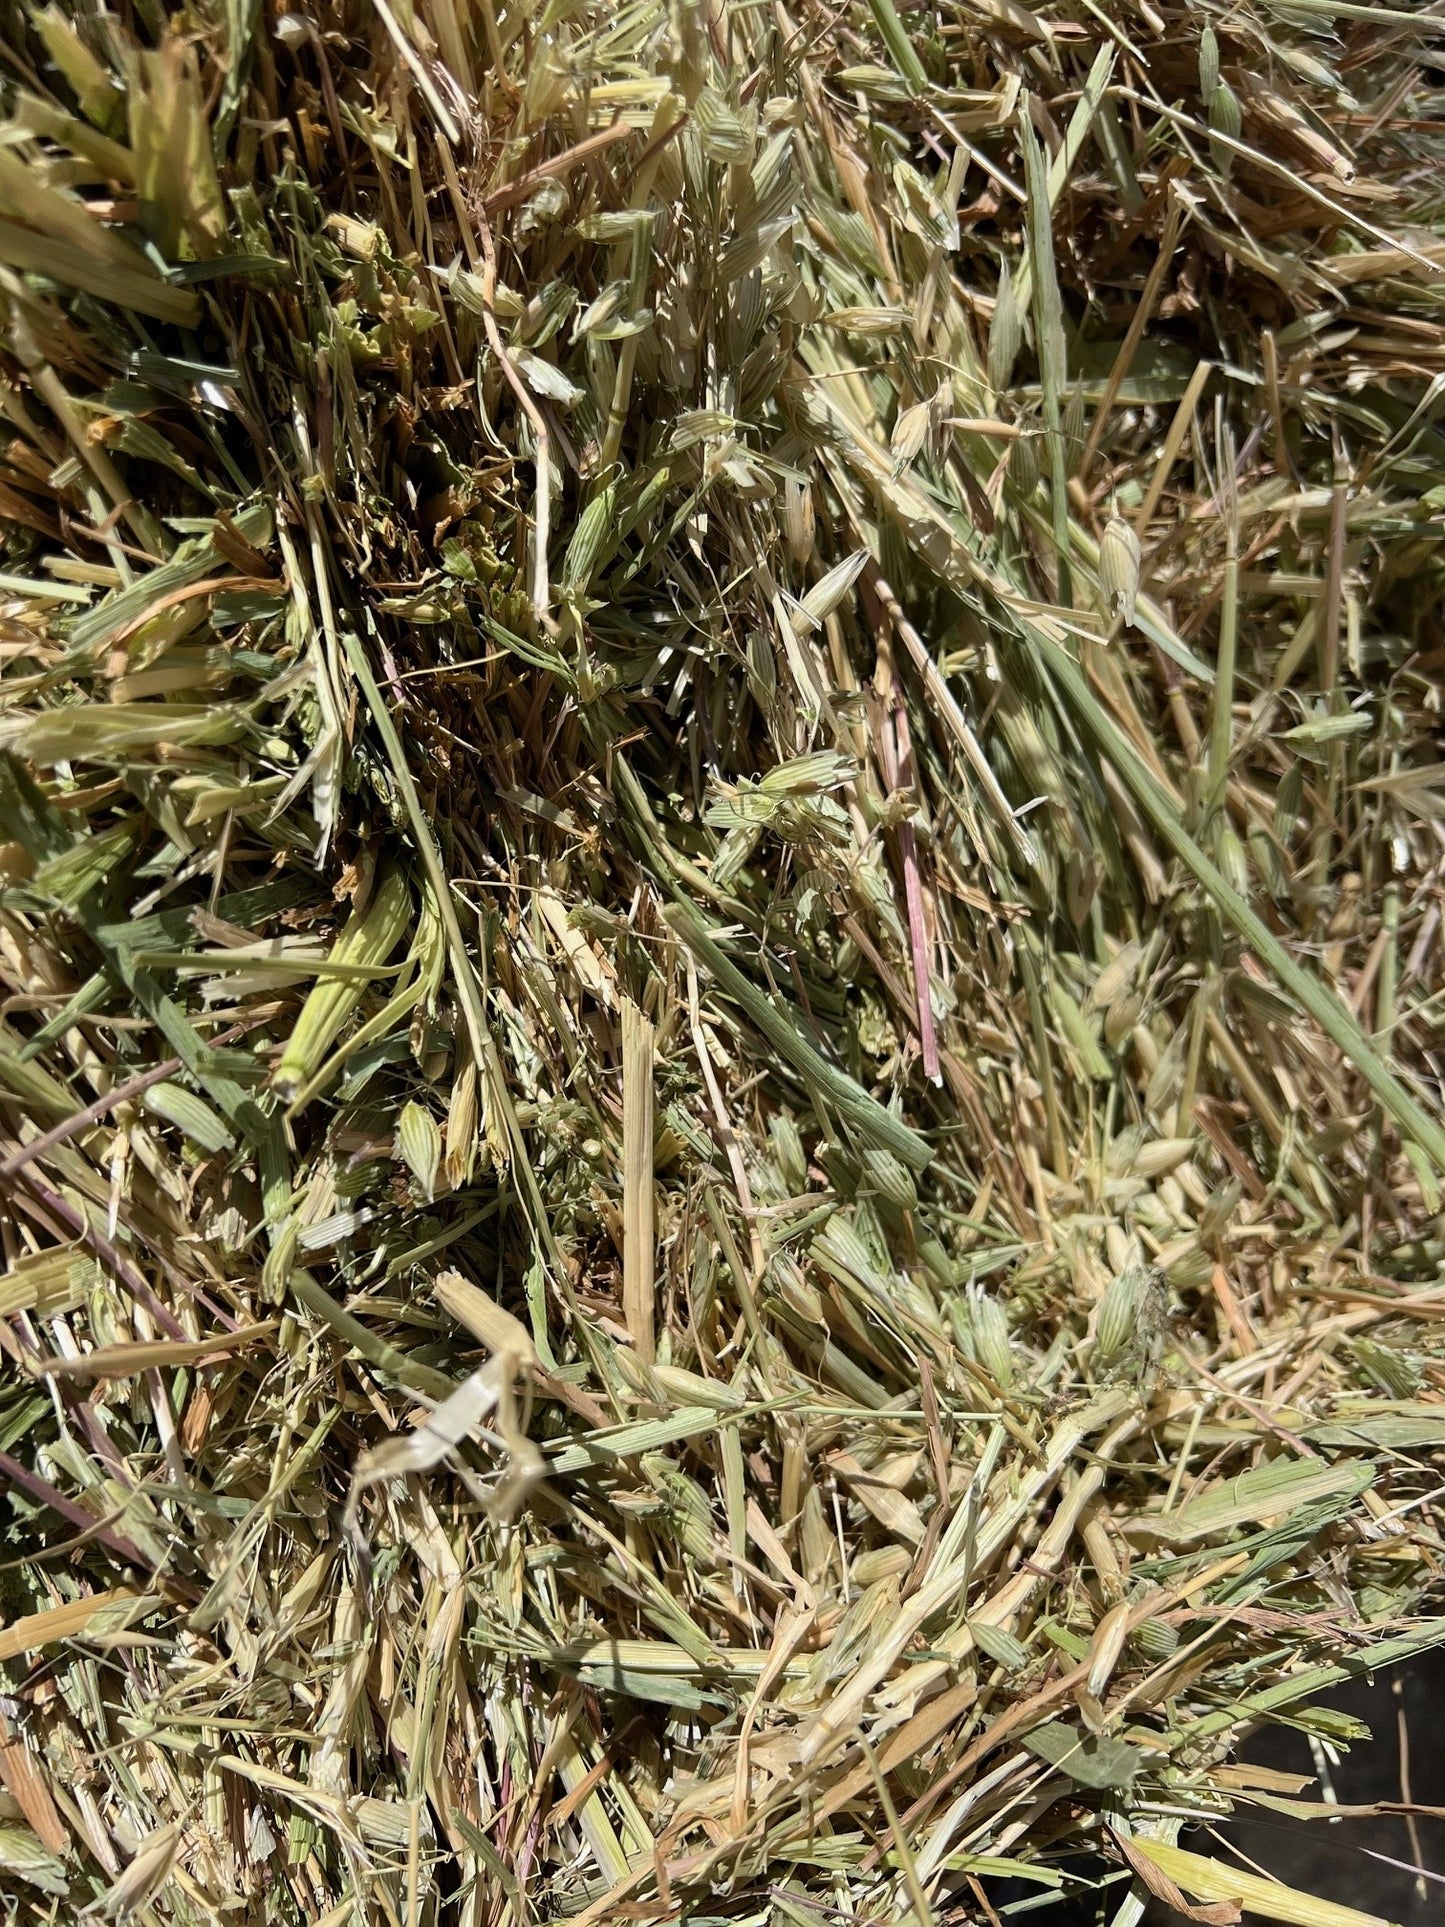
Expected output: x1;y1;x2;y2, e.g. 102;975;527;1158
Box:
0;3;1443;1923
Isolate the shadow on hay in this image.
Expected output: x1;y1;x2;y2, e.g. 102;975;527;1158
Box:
974;1652;1445;1927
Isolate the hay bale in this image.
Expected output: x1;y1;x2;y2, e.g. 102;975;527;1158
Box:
0;4;1441;1923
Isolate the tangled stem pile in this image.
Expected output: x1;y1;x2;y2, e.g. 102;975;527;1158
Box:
1;2;1444;1922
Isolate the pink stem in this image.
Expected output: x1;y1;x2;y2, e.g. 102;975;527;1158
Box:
891;691;941;1086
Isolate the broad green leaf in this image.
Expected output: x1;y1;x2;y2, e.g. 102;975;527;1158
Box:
1022;1721;1142;1789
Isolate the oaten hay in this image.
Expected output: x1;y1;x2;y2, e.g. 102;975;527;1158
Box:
1;3;1444;1924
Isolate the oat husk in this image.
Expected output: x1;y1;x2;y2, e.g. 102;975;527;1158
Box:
1;4;1444;1925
